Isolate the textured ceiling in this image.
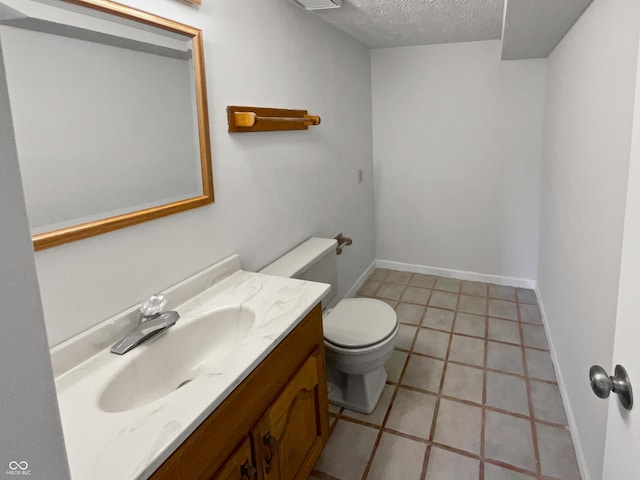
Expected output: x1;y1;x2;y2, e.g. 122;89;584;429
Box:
311;0;505;48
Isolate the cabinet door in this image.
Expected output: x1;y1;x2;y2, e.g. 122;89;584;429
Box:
252;351;327;480
212;437;258;480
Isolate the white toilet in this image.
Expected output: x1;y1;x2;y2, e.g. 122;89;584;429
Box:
261;237;398;414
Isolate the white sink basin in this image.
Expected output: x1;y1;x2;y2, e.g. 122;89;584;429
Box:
98;306;255;413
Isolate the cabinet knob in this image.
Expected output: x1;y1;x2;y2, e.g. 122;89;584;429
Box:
240;460;257;479
263;432;278;473
263;432;277;448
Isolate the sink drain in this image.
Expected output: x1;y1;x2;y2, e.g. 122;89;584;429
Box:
175;379;193;390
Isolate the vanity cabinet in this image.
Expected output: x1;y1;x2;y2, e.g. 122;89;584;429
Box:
213;438;256;480
149;304;328;480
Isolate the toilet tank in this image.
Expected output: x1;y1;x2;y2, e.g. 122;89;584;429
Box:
260;237;338;305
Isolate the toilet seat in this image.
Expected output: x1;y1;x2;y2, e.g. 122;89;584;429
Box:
323;298;397;349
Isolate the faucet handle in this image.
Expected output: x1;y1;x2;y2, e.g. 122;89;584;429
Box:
139;294;167;317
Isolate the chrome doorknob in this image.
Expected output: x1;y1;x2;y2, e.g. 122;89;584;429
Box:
589;364;633;410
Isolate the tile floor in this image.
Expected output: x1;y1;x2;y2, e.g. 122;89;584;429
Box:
310;269;581;480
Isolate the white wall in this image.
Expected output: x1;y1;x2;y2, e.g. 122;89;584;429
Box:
0;39;70;479
24;0;374;346
537;0;640;478
371;40;545;281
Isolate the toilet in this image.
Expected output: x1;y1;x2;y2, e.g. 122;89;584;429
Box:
261;237;398;414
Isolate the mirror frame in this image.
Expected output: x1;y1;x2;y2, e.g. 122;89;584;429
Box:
17;0;214;251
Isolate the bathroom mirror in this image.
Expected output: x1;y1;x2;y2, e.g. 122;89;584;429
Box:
0;0;213;250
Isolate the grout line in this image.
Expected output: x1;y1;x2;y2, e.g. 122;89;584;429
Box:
397;350;559;385
483;458;539;478
359;273;429;480
368;383;569;429
480;282;489;480
516;295;543;478
309;470;342;480
420;280;463;480
331;410;540;480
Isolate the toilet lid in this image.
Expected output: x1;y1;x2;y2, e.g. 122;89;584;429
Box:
324;298;398;348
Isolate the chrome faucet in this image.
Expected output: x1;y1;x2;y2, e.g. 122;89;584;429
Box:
110;294;179;355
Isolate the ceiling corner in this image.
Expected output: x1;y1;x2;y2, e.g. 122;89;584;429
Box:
501;0;593;60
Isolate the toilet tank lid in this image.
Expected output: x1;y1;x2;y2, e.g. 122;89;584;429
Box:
260;237;338;278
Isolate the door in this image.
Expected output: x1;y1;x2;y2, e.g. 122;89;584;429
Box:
212;438;258;480
252;351;327;480
601;34;640;479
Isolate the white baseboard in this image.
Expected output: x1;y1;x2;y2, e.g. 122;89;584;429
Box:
375;259;537;289
535;286;591;480
344;260;377;299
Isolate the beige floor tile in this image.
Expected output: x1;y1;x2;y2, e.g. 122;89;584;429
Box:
489;284;517;301
385;350;408;383
525;348;557;381
454;312;486;337
343;385;394;426
458;295;487;315
369;268;390;282
358;279;381;297
314;420;378;480
521;324;548;349
487;341;524;375
441;363;484;403
396;303;425;325
401;286;431;305
489;299;519;320
433;399;482;454
488;318;521;344
426;447;480;479
536;424;581;479
434;277;461;292
375;283;405;301
484;463;536;479
461;280;488;297
429;290;458;310
516;288;537;305
519;304;542;324
413;329;450;359
402;355;444;393
367;433;427;480
410;273;437;288
386;270;412;285
423;308;455;330
530;380;567;424
485;371;529;416
379;298;398;309
484;411;536;471
385;388;437;439
328;403;342;415
448;335;485;367
396;324;418;350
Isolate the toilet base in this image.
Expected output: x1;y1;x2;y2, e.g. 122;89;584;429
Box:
326;364;387;414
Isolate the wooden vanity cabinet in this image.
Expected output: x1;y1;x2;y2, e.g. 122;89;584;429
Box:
149;304;328;480
213;438;256;480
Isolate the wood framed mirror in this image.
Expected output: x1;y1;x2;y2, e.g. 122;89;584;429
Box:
0;0;213;250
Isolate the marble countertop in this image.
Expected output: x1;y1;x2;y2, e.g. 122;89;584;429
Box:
51;255;330;480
